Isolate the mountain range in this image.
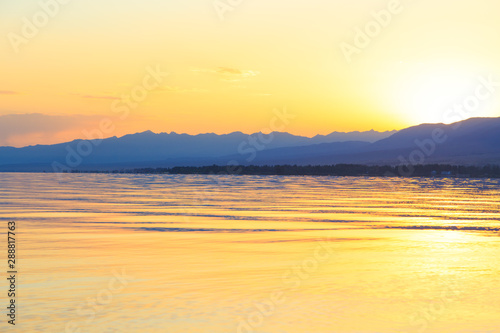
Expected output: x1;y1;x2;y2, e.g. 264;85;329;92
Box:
1;117;499;171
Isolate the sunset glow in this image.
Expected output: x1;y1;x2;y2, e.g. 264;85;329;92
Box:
2;2;500;332
2;1;500;146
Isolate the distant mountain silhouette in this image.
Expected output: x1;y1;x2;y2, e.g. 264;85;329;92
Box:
0;118;499;171
240;117;500;166
0;130;394;171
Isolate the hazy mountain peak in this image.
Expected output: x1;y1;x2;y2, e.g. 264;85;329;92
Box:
1;117;498;171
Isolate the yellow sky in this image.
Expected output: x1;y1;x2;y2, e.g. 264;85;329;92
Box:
1;0;500;147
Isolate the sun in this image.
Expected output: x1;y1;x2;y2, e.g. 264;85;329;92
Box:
407;73;472;124
393;62;487;125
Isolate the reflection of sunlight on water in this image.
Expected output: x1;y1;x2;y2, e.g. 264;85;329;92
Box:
414;229;469;244
0;174;499;332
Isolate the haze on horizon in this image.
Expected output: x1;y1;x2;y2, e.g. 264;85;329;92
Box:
1;0;500;147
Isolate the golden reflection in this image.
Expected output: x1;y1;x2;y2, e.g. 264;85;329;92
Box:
0;173;499;332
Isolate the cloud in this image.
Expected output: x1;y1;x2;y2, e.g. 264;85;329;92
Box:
156;86;208;94
0;90;18;95
75;94;120;100
0;113;107;147
216;67;243;75
191;67;259;81
250;93;272;96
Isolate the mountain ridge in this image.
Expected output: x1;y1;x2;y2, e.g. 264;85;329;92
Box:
0;117;499;171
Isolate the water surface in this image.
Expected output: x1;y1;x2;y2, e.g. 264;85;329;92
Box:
1;173;499;332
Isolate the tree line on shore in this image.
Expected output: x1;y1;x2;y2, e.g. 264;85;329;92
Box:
65;164;500;178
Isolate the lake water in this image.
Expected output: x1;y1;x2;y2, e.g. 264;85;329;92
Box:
1;173;499;332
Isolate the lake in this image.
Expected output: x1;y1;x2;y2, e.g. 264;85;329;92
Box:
1;173;499;332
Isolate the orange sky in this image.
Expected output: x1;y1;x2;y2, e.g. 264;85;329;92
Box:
1;0;500;147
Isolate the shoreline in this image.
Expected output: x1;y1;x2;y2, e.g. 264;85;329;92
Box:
2;164;499;179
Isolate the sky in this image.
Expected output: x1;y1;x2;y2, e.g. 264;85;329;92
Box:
1;0;500;147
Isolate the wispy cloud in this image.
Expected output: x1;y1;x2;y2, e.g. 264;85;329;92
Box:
0;113;106;147
76;94;120;100
191;67;259;82
0;90;18;95
156;86;209;94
